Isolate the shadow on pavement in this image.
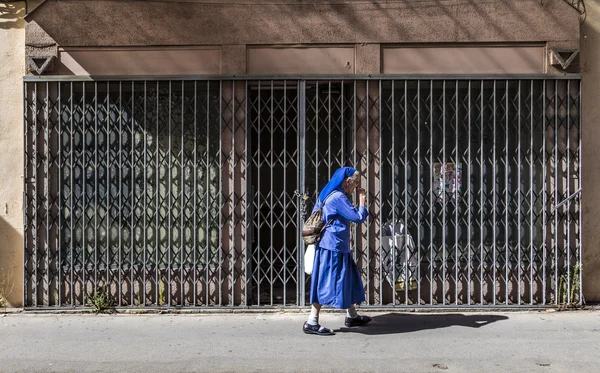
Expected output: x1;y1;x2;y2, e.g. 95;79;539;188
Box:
336;313;508;335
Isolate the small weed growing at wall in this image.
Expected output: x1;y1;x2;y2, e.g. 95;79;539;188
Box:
558;264;583;310
86;285;114;313
0;267;15;310
158;281;165;306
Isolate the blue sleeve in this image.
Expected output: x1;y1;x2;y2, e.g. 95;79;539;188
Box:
330;193;369;223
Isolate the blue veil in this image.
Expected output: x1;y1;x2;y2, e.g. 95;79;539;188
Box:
317;167;357;203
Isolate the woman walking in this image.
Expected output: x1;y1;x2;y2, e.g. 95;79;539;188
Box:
303;167;372;336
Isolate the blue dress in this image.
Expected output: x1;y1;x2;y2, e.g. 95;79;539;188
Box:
309;190;369;309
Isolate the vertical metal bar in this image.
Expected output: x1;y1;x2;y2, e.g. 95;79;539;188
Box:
269;80;274;305
442;80;446;305
283;80;287;306
467;80;471;305
517;80;522;305
167;81;172;306
479;80;484;305
82;81;87;307
131;81;136;306
578;80;583;305
143;81;148;306
341;81;345;166
57;82;62;307
366;80;370;305
33;82;38;306
391;80;396;306
455;80;459;305
192;81;197;306
542;80;547;305
566;80;571;304
244;80;249;306
219;80;223;306
298;80;306;307
404;80;409;305
232;81;237;306
181;81;185;305
316;81;319;201
417;80;422;303
106;82;110;300
70;82;75;307
118;81;122;306
493;80;497;305
429;79;434;306
554;80;558;304
23;82;29;306
205;81;210;305
45;82;50;306
94;82;98;297
155;81;160;305
257;81;261;306
530;80;535;305
378;80;383;305
505;80;509;305
105;82;110;296
353;81;357;260
328;81;332;176
23;82;28;307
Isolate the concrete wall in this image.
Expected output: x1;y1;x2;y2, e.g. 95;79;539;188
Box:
25;0;580;75
27;0;579;46
0;2;26;307
581;0;600;303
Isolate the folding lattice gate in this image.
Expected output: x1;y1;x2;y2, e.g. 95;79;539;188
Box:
23;76;582;309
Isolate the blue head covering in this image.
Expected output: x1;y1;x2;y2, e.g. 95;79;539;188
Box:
318;167;357;203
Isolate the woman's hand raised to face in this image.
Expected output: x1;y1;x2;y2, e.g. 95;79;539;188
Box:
357;188;366;206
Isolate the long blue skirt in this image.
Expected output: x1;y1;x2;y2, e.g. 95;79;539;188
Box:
309;247;366;309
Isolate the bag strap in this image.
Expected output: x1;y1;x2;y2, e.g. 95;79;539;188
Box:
318;191;338;234
317;190;337;213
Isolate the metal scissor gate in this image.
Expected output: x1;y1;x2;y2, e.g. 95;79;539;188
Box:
23;76;582;309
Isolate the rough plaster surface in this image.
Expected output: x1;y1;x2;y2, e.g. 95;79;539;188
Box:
27;0;579;46
356;43;380;74
0;3;25;307
221;44;246;74
581;1;600;303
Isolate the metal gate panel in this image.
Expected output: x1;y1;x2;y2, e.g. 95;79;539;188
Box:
248;81;301;306
23;76;582;309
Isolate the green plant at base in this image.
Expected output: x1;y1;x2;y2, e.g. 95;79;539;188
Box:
558;264;582;310
86;285;114;313
158;280;164;306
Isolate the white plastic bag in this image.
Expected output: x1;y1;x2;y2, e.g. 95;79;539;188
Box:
304;244;316;275
381;220;418;289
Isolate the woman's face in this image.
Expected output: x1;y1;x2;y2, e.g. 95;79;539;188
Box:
342;176;359;194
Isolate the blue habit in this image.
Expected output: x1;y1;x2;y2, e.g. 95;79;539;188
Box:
309;172;369;309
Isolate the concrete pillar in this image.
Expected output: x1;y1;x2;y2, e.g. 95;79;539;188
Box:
355;44;381;75
581;1;600;303
0;2;26;307
221;45;246;75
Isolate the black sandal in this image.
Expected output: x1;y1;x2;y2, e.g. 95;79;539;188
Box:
302;322;335;336
344;315;372;327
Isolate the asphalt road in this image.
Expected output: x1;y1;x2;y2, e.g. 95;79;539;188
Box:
1;310;599;372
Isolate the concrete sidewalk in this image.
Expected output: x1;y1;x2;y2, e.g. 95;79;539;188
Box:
0;310;599;373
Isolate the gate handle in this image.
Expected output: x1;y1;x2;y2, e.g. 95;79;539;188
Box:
555;188;582;209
